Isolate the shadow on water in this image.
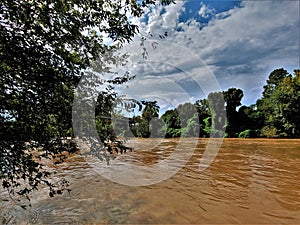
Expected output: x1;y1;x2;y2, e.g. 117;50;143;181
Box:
1;138;300;224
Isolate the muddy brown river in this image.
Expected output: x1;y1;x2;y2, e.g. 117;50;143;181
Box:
1;138;300;224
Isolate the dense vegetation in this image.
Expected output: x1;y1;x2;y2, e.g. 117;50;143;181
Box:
0;0;173;200
122;68;300;139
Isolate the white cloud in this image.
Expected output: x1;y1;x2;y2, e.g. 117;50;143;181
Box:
118;0;299;107
136;1;185;36
118;75;193;112
199;2;215;19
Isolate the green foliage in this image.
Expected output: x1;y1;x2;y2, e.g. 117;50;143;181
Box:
207;91;227;136
127;101;162;138
159;103;200;138
258;69;300;137
223;88;243;137
149;117;166;138
238;105;264;131
261;126;277;138
158;68;300;139
141;100;160;122
176;103;198;127
195;99;210;137
262;68;289;97
125;68;300;139
238;129;260;138
139;101;160;137
160;109;181;138
181;113;200;137
0;0;173;199
202;117;212;137
129;115;143;137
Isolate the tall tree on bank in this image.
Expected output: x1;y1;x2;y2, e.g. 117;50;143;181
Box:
257;69;300;137
207;92;227;137
223;88;243;137
161;109;181;138
0;0;173;198
194;99;210;137
136;100;160;137
257;68;287;137
238;104;264;136
262;68;289;97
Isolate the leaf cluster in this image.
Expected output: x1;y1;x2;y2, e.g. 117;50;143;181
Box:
0;0;174;200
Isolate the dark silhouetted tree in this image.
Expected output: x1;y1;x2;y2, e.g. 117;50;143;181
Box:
0;0;173;199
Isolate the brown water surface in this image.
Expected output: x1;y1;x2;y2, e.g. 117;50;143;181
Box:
1;138;300;224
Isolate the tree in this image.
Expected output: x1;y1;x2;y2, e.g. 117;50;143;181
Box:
257;68;300;137
207;92;227;137
161;109;181;138
262;68;289;97
175;102;199;137
181;113;200;137
194;99;211;137
176;103;198;127
129;115;143;137
0;0;173;199
257;68;289;125
238;104;263;136
223;88;243;137
160;103;200;138
139;100;160;137
148;117;166;138
141;100;160;122
264;70;300;137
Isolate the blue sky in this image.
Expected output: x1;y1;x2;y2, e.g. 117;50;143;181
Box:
114;0;300;114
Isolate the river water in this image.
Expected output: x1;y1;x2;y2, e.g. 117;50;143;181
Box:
1;138;300;224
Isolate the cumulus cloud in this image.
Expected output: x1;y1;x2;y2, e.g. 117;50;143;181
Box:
198;2;215;19
117;0;299;109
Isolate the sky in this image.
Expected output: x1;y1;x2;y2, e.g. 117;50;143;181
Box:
110;0;300;115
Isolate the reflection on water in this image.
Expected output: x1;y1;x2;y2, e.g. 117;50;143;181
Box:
1;138;300;224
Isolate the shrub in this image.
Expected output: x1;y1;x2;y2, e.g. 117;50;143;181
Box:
261;126;277;138
239;129;260;138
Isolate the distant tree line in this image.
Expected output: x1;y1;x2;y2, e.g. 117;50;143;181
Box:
113;68;300;138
